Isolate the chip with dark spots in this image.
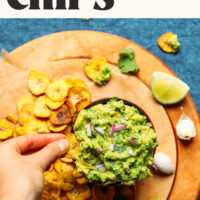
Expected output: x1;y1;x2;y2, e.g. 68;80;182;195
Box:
49;104;72;125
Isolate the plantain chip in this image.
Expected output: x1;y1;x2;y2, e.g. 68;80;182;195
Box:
54;159;74;174
66;99;76;115
34;96;50;118
24;119;49;134
76;100;90;112
18;104;36;125
60;157;74;163
65;78;88;90
45;80;69;102
72;169;83;178
17;95;35;113
67;184;91;200
158;32;180;53
28;70;51;96
65;133;80;160
6;113;18;124
50;104;71;125
84;57;107;80
57;173;76;192
46;97;65;110
68;87;91;106
75;177;88;185
14;126;27;137
0;119;13;140
47;121;67;133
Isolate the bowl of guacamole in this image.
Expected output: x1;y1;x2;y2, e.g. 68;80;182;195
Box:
73;98;158;185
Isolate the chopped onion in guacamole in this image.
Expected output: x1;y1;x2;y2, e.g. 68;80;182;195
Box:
74;99;158;185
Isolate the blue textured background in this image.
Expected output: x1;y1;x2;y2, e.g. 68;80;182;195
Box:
0;18;199;199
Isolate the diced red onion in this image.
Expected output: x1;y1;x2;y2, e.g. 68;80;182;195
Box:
121;118;126;124
115;124;126;131
95;127;105;136
95;163;105;172
86;123;92;137
109;144;115;151
96;149;102;155
128;139;138;146
110;123;116;136
129;149;134;155
132;134;138;139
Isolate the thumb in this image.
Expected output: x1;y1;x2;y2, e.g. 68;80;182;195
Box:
31;139;69;170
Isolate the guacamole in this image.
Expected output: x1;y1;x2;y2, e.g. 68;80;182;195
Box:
74;99;158;185
94;66;111;85
168;34;180;52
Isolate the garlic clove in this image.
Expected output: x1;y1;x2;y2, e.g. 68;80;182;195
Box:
176;107;196;140
153;152;175;175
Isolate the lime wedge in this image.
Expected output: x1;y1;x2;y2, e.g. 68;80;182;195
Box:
151;72;190;105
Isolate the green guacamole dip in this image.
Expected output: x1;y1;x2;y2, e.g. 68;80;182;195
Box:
94;66;111;85
74;99;158;185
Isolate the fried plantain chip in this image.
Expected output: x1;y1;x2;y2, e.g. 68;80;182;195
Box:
18;104;36;125
45;80;69;102
14;126;27;137
75;177;88;185
28;70;51;96
47;121;67;133
50;104;71;125
68;87;91;106
67;184;91;200
158;32;180;53
0;119;13;140
66;99;76;115
76;100;90;112
34;96;50;118
84;57;107;80
6;113;18;124
46;97;65;110
24;119;49;134
72;169;83;178
65;78;88;90
65;133;80;160
57;173;76;192
54;159;74;174
60;157;74;163
17;95;35;113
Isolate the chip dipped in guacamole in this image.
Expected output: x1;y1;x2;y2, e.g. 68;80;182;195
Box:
74;98;158;185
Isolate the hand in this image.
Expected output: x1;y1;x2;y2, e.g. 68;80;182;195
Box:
0;134;69;200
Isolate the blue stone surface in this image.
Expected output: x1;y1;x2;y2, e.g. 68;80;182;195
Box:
0;18;199;199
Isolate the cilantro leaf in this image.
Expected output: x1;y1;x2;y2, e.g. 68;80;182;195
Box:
118;48;139;73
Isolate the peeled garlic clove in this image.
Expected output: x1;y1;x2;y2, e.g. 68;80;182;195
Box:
152;152;175;175
176;107;196;140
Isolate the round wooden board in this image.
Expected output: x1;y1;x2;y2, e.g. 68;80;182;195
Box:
1;31;199;200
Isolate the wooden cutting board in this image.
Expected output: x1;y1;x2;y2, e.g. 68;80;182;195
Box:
1;31;200;200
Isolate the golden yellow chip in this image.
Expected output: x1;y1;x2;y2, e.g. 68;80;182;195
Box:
28;70;50;96
24;119;49;135
84;57;107;80
45;80;69;102
14;126;27;137
65;78;88;90
54;159;74;174
66;99;76;115
34;96;50;118
65;133;80;160
57;173;76;192
63;125;73;135
60;157;74;163
67;184;91;200
18;104;35;125
44;170;58;183
47;121;67;133
50;104;71;126
75;177;88;185
68;87;91;106
6;113;18;124
46;97;65;110
158;32;180;53
60;193;70;200
17;95;35;113
72;169;83;178
76;100;90;112
0;119;13;140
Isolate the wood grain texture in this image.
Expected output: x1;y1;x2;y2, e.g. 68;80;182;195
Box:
3;31;200;199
